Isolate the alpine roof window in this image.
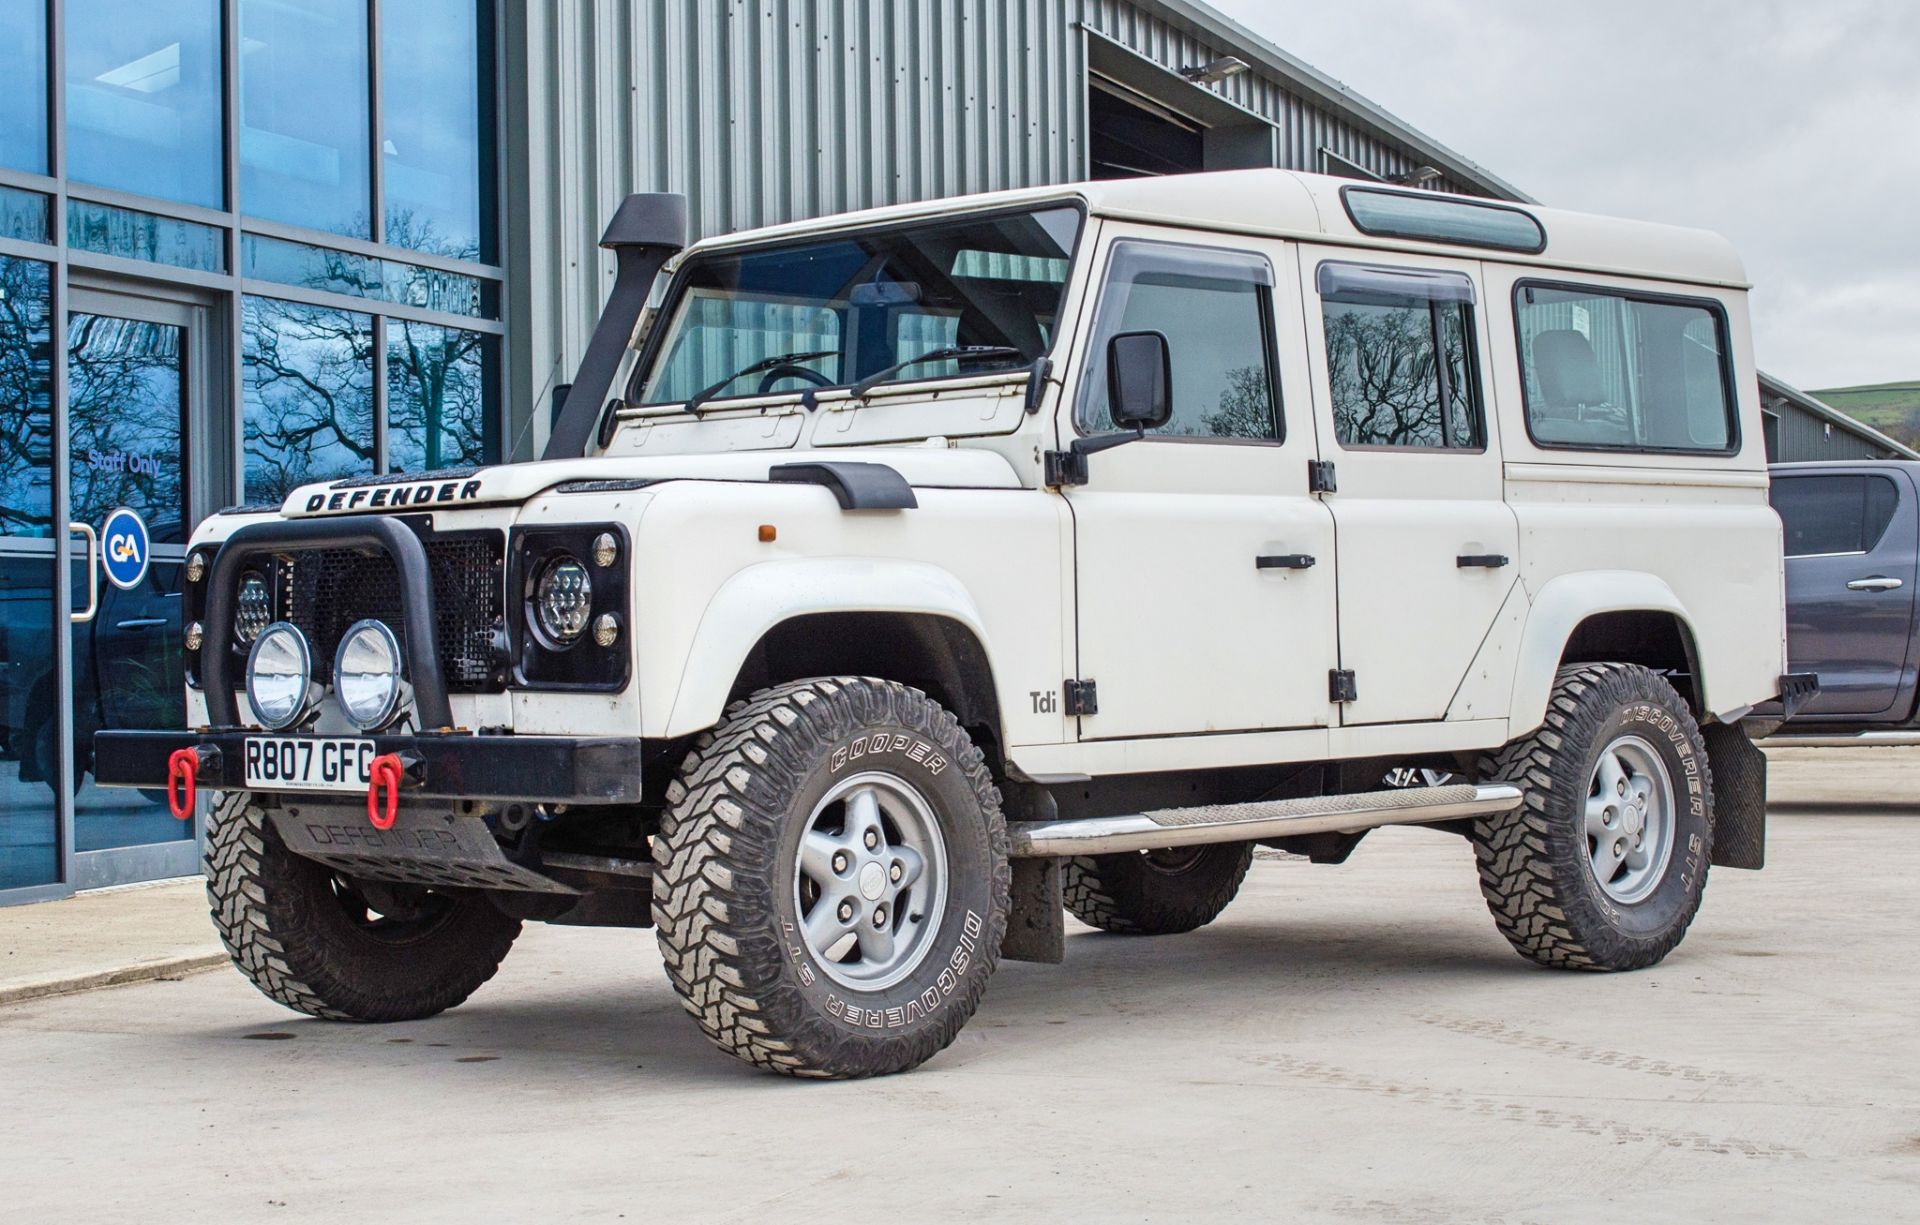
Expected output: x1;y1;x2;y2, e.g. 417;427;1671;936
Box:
1341;187;1546;254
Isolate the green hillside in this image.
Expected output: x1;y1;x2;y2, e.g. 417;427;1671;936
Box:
1809;381;1920;449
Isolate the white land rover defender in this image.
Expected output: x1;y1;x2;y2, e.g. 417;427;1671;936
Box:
99;170;1808;1077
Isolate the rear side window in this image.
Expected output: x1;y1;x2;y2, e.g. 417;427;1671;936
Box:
1077;241;1279;441
1516;282;1736;453
1771;474;1901;557
1319;262;1482;450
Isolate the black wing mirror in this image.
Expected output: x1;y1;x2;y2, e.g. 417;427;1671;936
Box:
1106;330;1173;432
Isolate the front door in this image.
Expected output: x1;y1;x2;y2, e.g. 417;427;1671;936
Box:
63;286;214;888
1066;228;1338;741
1298;249;1520;726
1771;468;1919;718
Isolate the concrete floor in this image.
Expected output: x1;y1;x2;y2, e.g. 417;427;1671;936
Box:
1;751;1917;1223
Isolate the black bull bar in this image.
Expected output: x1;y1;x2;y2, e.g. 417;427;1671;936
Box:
94;513;645;805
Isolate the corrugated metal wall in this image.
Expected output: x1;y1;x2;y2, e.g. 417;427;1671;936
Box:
1766;397;1898;462
503;0;1480;454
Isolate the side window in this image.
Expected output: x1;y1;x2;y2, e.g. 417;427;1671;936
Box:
1077;242;1279;441
1770;475;1900;557
1318;263;1482;449
1516;283;1736;452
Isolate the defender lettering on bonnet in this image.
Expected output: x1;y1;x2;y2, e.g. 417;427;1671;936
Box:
305;479;483;513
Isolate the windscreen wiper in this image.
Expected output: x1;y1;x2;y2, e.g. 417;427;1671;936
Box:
847;345;1025;401
683;350;835;414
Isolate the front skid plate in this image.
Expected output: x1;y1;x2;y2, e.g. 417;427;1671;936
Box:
268;805;579;894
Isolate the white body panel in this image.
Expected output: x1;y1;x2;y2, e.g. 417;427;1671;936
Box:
178;169;1786;788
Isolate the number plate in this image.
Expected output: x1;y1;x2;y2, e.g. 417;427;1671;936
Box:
243;737;377;792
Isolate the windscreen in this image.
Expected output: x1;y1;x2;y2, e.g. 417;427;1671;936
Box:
634;205;1081;406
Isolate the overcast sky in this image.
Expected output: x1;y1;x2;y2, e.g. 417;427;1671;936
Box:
1210;0;1918;390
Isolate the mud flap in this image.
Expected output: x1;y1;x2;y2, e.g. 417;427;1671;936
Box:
1703;723;1765;870
1002;856;1065;964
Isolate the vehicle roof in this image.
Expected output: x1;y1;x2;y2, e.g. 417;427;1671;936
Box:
678;168;1749;290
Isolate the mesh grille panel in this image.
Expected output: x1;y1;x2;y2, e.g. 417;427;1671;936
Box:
278;534;503;690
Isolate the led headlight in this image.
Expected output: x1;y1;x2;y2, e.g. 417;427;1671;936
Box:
246;622;319;731
534;555;593;644
333;619;407;731
234;571;273;644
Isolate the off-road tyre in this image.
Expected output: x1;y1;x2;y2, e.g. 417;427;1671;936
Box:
1471;663;1713;972
653;678;1010;1078
1063;843;1255;935
204;792;522;1021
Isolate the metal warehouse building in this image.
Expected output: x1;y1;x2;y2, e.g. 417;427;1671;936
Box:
0;0;1881;902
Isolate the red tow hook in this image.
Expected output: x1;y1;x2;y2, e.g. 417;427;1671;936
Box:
367;753;406;830
166;748;200;821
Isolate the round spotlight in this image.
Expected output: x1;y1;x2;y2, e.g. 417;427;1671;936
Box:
333;619;407;731
246;622;318;731
234;571;273;644
534;555;593;644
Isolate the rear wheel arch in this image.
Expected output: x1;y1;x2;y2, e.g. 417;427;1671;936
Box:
1509;572;1709;733
1559;609;1705;714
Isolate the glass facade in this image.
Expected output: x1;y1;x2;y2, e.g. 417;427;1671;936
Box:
382;0;496;262
0;1;502;903
239;0;372;238
65;0;225;208
242;298;376;504
0;3;50;174
0;257;55;890
387;322;499;473
68;200;227;272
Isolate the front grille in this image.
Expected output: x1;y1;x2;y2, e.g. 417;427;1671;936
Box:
278;533;504;691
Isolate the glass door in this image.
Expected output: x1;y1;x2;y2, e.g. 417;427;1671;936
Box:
63;286;213;889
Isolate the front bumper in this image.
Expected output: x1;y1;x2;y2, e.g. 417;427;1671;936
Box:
93;729;645;805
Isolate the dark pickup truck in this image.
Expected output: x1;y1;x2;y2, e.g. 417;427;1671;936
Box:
1768;460;1920;743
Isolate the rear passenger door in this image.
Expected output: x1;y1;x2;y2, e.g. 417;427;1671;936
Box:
1298;251;1520;726
1770;469;1918;717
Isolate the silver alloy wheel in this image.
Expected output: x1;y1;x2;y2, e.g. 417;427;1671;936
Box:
1584;734;1676;904
793;771;949;992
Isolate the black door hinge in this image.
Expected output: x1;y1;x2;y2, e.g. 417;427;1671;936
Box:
1064;678;1099;717
1329;669;1357;703
1044;449;1088;487
1308;460;1337;494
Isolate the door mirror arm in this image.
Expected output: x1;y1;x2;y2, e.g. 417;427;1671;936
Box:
1045;429;1144;487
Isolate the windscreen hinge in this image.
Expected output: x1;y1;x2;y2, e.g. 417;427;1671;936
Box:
1044;449;1089;487
1064;679;1099;717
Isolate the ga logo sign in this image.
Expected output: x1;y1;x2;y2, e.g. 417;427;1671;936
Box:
101;507;151;591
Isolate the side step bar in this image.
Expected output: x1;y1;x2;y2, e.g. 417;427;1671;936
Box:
1007;783;1523;858
1759;731;1920;748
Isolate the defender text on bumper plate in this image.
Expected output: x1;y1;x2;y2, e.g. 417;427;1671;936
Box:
94;730;646;805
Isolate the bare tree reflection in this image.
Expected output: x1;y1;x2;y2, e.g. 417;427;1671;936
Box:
242;298;374;504
0;257;52;536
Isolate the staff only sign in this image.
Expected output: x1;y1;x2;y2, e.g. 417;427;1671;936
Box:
101;507;152;591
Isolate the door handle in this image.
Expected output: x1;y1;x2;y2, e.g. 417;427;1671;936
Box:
68;522;99;625
116;617;168;630
1255;554;1316;570
1457;553;1510;569
1846;576;1904;592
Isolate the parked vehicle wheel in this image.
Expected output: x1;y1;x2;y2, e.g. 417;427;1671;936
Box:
203;792;522;1021
653;677;1010;1078
1063;842;1255;935
1472;662;1713;971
